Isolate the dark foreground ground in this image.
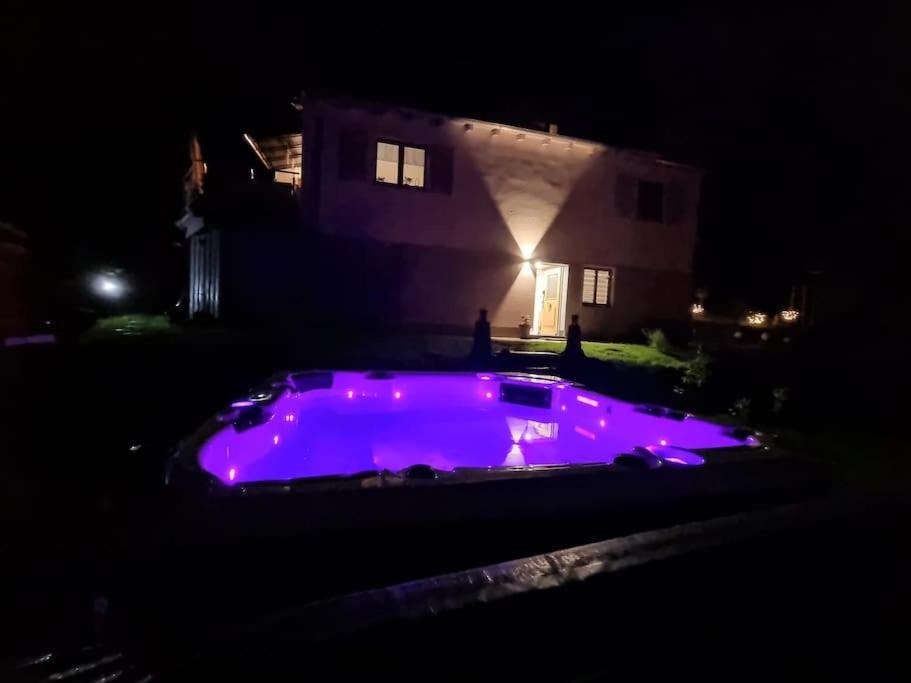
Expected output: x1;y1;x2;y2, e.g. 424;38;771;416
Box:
2;330;909;679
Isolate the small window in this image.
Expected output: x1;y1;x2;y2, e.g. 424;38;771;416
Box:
582;268;612;306
376;142;400;185
402;146;426;187
375;141;426;188
637;180;664;223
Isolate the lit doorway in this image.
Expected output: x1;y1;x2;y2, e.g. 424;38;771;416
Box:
532;263;569;337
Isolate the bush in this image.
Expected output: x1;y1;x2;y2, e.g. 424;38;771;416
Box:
682;346;709;388
642;328;672;355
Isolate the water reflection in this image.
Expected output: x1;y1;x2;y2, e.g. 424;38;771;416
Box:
503;443;526;467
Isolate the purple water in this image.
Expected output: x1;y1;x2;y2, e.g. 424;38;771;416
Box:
198;372;755;485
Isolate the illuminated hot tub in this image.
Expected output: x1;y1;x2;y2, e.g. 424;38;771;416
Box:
181;371;759;488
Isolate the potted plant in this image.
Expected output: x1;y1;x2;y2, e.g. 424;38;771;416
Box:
518;315;531;339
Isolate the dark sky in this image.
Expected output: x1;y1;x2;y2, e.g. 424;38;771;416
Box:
2;4;908;309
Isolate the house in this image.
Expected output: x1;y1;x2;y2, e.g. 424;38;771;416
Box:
180;97;702;339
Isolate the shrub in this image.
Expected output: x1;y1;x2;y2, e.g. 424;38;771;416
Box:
682;346;709;388
730;397;752;421
642;328;672;355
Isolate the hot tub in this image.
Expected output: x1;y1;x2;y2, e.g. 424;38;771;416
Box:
177;371;759;489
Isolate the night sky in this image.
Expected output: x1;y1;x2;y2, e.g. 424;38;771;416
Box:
2;4;907;311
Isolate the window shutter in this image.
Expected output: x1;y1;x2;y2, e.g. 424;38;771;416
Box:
338;128;367;180
666;181;686;224
429;145;454;194
595;270;611;305
615;173;637;218
582;268;596;304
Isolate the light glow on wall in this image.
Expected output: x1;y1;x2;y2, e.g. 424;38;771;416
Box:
462;120;599;261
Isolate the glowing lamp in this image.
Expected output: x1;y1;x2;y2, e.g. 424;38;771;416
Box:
90;273;126;299
690;303;705;316
780;309;799;323
745;311;767;327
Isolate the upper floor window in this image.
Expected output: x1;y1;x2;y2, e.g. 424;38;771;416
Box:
637;180;664;223
582;268;612;306
375;141;426;188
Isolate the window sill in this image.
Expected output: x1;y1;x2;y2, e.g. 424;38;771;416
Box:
373;179;427;191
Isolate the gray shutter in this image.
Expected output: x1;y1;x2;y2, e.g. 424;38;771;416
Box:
338;128;367;180
666;181;686;224
429;145;454;194
615;173;637;217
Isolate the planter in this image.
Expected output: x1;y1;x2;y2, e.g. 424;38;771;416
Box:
518;323;531;339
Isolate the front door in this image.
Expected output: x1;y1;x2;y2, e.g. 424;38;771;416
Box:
539;269;561;336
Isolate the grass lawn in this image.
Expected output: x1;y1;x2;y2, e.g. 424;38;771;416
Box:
514;340;688;370
81;313;178;341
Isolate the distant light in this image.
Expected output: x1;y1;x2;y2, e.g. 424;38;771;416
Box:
576;395;599;408
393;390;402;400
780;309;800;323
90;273;126;299
745;311;767;327
228;467;237;482
129;444;142;452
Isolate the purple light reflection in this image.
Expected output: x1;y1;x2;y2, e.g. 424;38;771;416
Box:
200;371;754;484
